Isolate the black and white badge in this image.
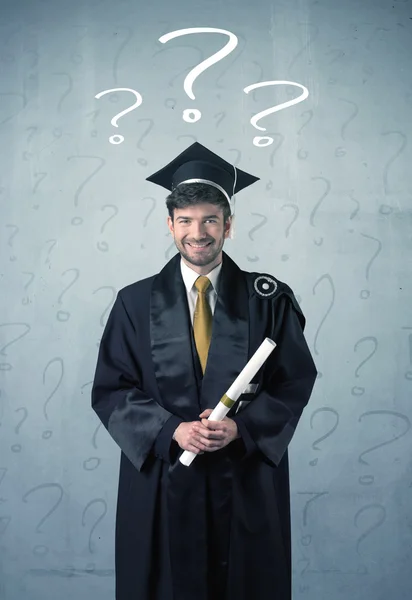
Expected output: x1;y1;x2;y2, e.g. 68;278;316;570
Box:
253;275;278;298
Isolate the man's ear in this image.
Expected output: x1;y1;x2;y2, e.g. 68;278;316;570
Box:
224;216;232;238
167;215;174;235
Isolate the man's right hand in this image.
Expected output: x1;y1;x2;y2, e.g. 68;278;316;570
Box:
173;421;208;454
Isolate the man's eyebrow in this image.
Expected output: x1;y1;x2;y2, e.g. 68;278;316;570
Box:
176;214;220;220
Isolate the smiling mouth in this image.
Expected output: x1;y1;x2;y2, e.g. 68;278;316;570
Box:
186;241;213;248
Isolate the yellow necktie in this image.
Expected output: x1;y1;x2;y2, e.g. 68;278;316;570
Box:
193;276;213;373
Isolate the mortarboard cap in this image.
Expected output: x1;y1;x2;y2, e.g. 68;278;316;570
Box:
146;142;260;205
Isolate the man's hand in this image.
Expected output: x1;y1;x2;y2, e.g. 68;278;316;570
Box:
173;420;209;454
191;408;240;452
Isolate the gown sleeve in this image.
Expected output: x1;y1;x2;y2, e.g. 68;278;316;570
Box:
232;293;318;467
91;291;183;472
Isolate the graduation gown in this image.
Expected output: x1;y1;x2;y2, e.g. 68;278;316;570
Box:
91;251;318;600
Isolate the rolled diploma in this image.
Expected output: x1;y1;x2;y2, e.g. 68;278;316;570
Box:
179;337;277;467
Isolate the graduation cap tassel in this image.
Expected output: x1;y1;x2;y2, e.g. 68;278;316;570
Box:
229;212;236;239
229;165;237;240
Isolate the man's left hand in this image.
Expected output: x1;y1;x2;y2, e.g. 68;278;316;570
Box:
192;409;240;452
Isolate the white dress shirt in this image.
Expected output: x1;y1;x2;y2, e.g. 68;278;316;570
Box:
180;258;222;324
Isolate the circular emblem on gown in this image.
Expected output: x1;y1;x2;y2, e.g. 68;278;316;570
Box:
253;275;278;298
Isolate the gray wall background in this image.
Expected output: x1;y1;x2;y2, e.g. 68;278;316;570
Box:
1;0;411;598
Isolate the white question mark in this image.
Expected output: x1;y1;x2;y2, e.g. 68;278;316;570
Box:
94;88;143;144
243;81;309;146
158;27;238;123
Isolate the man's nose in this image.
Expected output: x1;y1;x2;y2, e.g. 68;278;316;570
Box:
191;222;207;238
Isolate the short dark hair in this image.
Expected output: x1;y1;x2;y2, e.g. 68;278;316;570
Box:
166;183;231;223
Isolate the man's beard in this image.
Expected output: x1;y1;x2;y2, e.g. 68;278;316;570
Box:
175;235;224;267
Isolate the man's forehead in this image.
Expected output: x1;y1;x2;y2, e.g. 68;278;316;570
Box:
174;204;224;218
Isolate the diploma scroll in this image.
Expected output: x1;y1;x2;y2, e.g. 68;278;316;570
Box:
179;337;277;467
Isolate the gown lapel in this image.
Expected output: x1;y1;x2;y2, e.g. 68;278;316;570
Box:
150;253;201;420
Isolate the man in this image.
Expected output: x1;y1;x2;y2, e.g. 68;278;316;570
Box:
91;142;318;600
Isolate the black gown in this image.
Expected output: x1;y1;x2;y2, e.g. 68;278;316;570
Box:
91;251;318;600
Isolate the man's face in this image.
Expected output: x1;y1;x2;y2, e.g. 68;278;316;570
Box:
167;203;231;269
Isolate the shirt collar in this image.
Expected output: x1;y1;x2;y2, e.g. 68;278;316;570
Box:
180;257;222;294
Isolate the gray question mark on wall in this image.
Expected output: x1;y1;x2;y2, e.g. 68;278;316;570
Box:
165;240;177;261
136;118;155;166
247;213;268;262
97;205;119;252
354;503;386;571
140;197;157;249
381;130;407;196
298;490;329;547
42;357;64;440
297;109;314;160
32;172;47;196
93;286;117;328
142;197;157;227
22;482;64;555
401;326;412;380
67;155;106;225
85;108;100;137
281;203;299;239
351;336;378;396
268;133;285;168
0;467;10;536
214;110;226;128
309;408;339;466
158;27;238;123
44;239;57;266
83;416;103;472
23;125;35;160
21;271;35;305
347;190;360;222
11;407;28;453
0;322;31;370
312;274;335;370
358;410;410;485
5;224;19;261
296;490;329;588
82;498;107;556
359;233;382;300
95;88;143;144
309;177;332;246
111;26;133;84
335;97;359;157
288;22;319;75
56;268;80;321
53;71;73;112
